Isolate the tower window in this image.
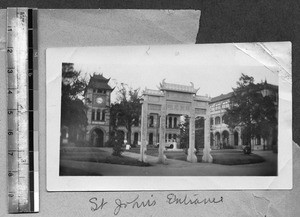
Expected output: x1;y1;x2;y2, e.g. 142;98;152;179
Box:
96;109;101;121
92;109;95;120
101;110;106;121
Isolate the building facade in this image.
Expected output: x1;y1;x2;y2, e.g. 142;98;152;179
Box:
80;75;278;151
209;92;242;149
209;82;278;150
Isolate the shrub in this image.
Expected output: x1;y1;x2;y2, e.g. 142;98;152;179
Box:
243;146;251;155
112;140;123;157
111;131;125;157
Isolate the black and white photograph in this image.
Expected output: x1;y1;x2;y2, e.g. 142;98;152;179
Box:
46;42;291;191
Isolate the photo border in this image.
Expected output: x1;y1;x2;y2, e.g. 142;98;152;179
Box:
46;43;292;191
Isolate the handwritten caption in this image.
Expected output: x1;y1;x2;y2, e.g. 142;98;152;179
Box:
89;193;224;215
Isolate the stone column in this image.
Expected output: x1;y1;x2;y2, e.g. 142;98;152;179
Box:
139;100;148;162
202;111;213;163
187;107;197;163
158;105;167;164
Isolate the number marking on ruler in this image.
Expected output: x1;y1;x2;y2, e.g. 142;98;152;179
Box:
7;8;39;213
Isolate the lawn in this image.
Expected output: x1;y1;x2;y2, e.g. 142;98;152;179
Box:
126;147;265;165
60;147;151;167
59;166;103;176
60;146;265;167
209;152;265;165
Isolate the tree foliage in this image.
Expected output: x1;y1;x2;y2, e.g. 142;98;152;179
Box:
111;131;125;157
178;116;189;150
110;83;142;145
225;74;278;148
178;116;204;151
61;63;88;142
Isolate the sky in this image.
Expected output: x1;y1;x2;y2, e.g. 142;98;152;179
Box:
71;43;280;103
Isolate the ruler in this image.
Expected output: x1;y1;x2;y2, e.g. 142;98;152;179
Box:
6;8;39;213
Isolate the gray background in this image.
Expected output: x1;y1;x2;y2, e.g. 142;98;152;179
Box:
0;8;299;217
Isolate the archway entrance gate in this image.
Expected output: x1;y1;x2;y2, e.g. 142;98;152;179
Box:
140;80;213;164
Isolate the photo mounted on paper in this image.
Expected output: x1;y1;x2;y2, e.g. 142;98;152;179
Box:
46;42;292;190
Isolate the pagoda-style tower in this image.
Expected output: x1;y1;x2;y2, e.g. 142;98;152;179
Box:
85;73;114;147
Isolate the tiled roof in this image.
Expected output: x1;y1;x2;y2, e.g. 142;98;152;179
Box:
159;79;198;94
91;73;110;82
210;92;233;103
87;74;113;90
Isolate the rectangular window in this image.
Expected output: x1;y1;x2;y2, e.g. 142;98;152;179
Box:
96;109;101;121
101;110;106;121
92;109;95;120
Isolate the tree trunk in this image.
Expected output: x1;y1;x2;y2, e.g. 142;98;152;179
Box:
127;125;132;145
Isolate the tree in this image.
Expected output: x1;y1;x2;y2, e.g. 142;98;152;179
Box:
61;63;88;143
178;115;189;150
178;116;204;152
225;74;278;150
110;83;142;145
111;131;125;157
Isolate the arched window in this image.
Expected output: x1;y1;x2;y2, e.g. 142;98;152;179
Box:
215;116;221;125
234;131;239;146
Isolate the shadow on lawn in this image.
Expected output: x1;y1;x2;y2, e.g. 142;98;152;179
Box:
165;151;265;165
127;148;265;165
60;147;151;167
